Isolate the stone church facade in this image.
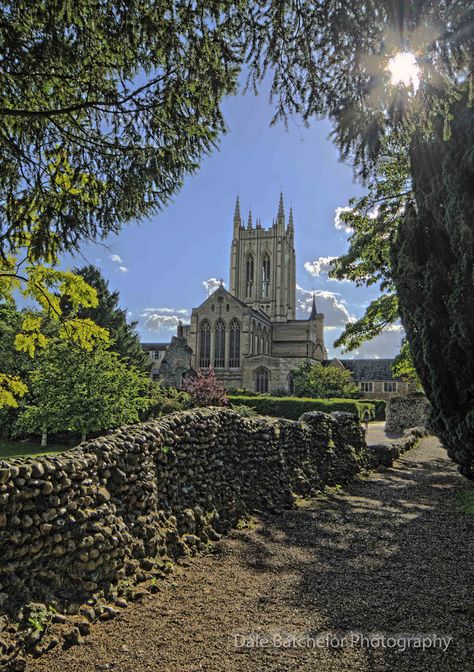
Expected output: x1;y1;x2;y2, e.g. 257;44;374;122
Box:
184;194;327;393
143;193;409;399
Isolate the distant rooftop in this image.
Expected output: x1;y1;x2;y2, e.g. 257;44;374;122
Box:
141;342;169;351
337;358;399;381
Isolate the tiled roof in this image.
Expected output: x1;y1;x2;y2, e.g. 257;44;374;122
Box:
336;358;400;381
141;342;169;351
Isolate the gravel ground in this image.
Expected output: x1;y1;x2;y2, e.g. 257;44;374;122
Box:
27;437;473;672
365;421;403;445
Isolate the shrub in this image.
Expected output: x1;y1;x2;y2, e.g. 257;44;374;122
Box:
141;383;192;420
182;368;228;407
230;403;258;417
229;395;376;421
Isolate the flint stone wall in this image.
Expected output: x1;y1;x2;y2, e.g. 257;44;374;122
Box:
0;409;369;613
385;395;431;433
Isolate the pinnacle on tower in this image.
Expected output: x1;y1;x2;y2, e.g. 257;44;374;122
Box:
309;293;317;320
276;191;285;232
234;196;242;226
233;195;242;234
288;206;294;231
247;209;253;229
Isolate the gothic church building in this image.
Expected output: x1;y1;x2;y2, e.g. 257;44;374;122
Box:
184;194;327;393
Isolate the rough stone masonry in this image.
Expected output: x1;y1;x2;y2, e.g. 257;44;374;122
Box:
0;408;408;667
0;410;370;610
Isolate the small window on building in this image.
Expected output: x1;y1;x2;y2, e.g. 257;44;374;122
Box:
384;381;398;392
211;304;215;312
149;350;155;360
359;382;374;393
152;373;160;382
226;303;230;312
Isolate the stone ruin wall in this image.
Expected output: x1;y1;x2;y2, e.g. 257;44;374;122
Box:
385;396;431;433
0;408;370;618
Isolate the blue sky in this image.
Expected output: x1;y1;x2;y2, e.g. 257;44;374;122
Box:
68;84;403;359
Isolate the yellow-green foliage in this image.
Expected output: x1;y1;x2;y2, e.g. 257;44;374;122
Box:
0;256;110;409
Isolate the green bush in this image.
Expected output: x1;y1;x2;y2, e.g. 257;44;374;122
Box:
228;395;377;421
141;383;192;420
371;399;387;420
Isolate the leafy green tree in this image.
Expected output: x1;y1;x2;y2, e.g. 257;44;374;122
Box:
67;265;150;372
392;339;422;389
16;342;150;444
292;361;359;399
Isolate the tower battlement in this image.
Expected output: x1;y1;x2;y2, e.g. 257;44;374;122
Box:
229;193;296;321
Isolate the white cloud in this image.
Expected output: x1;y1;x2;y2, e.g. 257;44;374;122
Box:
142;307;189;316
296;285;356;327
304;256;338;277
334;206;354;233
118;266;129;273
334;325;405;359
202;277;225;296
141;307;191;333
111;254;123;263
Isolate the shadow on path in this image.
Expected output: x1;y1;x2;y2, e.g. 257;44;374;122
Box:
28;438;474;672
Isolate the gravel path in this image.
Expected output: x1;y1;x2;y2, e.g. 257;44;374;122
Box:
365;420;403;445
28;437;473;672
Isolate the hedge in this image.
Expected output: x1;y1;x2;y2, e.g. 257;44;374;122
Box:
371;399;387;420
229;396;378;421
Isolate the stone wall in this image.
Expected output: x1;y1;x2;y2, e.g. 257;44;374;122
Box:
385;395;431;433
0;410;369;613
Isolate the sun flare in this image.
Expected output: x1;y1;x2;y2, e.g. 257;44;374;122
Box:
387;52;420;90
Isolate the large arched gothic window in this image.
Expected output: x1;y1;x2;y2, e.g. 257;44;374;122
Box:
214;320;226;368
229;319;241;368
262;253;271;297
246;254;254;297
199;320;211;367
255;367;270;393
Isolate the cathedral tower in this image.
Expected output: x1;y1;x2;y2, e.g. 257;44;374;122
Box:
229;192;297;321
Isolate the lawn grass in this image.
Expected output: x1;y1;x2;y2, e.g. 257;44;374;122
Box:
0;439;70;460
457;490;474;515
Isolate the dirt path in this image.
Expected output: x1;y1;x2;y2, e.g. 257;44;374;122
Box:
28;438;473;672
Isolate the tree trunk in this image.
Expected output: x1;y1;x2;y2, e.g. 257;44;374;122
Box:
81;431;87;443
41;426;48;448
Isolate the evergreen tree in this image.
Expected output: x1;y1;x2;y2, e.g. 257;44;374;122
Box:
71;266;150;372
392;97;474;476
244;1;473;474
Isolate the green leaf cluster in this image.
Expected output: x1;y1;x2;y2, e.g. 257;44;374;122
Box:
16;341;150;440
292;360;360;399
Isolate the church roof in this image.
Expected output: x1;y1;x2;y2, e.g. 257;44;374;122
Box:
141;342;169;351
335;358;401;381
